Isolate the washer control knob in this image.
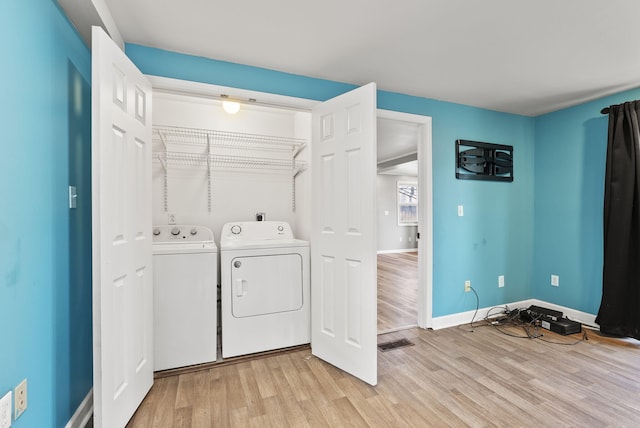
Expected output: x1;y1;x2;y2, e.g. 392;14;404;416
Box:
234;261;242;268
190;228;198;236
230;225;242;235
153;228;160;236
170;227;181;236
277;225;284;232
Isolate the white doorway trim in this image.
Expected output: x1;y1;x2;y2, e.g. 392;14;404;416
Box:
377;109;433;329
146;76;433;329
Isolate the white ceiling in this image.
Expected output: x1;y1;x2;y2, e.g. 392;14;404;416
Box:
100;0;640;117
377;118;419;162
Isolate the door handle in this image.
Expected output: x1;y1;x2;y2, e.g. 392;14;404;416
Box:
234;278;247;297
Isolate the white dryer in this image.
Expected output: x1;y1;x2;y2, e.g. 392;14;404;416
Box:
220;221;310;358
152;225;217;370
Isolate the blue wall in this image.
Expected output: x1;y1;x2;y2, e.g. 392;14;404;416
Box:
2;2;635;425
127;45;536;318
379;92;535;316
533;87;640;314
0;1;92;427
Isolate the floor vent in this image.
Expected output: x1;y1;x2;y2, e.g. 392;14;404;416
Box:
377;338;414;352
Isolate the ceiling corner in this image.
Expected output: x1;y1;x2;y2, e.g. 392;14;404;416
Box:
57;0;124;50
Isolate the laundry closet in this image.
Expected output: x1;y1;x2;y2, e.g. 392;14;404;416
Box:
150;90;313;368
91;28;408;424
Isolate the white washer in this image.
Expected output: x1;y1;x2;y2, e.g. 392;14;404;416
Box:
152;225;218;371
221;221;310;358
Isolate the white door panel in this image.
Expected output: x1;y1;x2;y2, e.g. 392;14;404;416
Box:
311;83;377;386
92;26;153;428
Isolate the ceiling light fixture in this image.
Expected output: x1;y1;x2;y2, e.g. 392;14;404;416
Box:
220;94;241;114
222;100;240;114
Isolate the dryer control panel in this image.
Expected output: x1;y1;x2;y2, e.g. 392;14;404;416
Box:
152;225;214;243
220;221;294;245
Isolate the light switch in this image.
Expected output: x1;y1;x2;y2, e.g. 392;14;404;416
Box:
457;205;464;216
69;186;77;209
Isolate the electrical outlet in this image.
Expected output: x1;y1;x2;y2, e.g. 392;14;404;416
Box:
168;213;176;225
498;275;505;288
551;275;559;287
464;280;471;292
14;380;26;420
0;391;11;428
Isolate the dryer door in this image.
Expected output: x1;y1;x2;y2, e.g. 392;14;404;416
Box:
231;253;304;318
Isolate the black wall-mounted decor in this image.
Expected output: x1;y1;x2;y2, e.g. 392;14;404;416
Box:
456;140;513;182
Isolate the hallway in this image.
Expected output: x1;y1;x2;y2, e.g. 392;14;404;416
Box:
377;252;418;333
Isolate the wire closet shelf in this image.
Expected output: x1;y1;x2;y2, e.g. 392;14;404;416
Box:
155;151;306;175
153;125;306;156
152;125;308;212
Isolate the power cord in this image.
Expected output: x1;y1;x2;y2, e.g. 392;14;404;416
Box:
481;307;586;345
457;285;481;332
458;294;586;346
469;286;480;329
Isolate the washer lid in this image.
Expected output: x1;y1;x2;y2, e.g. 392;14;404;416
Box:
152;241;217;254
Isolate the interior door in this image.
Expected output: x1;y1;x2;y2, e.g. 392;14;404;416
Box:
311;83;378;386
92;26;153;427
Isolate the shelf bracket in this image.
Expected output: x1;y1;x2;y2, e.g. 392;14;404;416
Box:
158;131;168;151
207;134;212;213
163;154;168;213
292;141;306;159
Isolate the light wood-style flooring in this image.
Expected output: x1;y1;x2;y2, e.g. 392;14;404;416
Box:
126;324;640;427
377;252;418;333
119;253;640;426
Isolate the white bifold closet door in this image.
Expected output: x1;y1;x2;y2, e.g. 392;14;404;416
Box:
311;83;378;386
91;25;154;428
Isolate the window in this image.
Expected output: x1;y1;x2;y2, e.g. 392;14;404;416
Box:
397;181;418;226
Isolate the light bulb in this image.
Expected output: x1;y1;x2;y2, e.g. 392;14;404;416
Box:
222;100;240;114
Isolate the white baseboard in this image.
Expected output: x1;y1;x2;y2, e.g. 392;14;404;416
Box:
431;299;534;330
528;299;598;327
377;248;418;254
65;388;93;428
431;299;598;330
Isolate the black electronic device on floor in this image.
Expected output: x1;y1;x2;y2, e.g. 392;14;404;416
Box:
520;305;563;322
519;305;582;335
541;317;582;335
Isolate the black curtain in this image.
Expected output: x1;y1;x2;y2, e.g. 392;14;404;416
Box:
596;101;640;339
